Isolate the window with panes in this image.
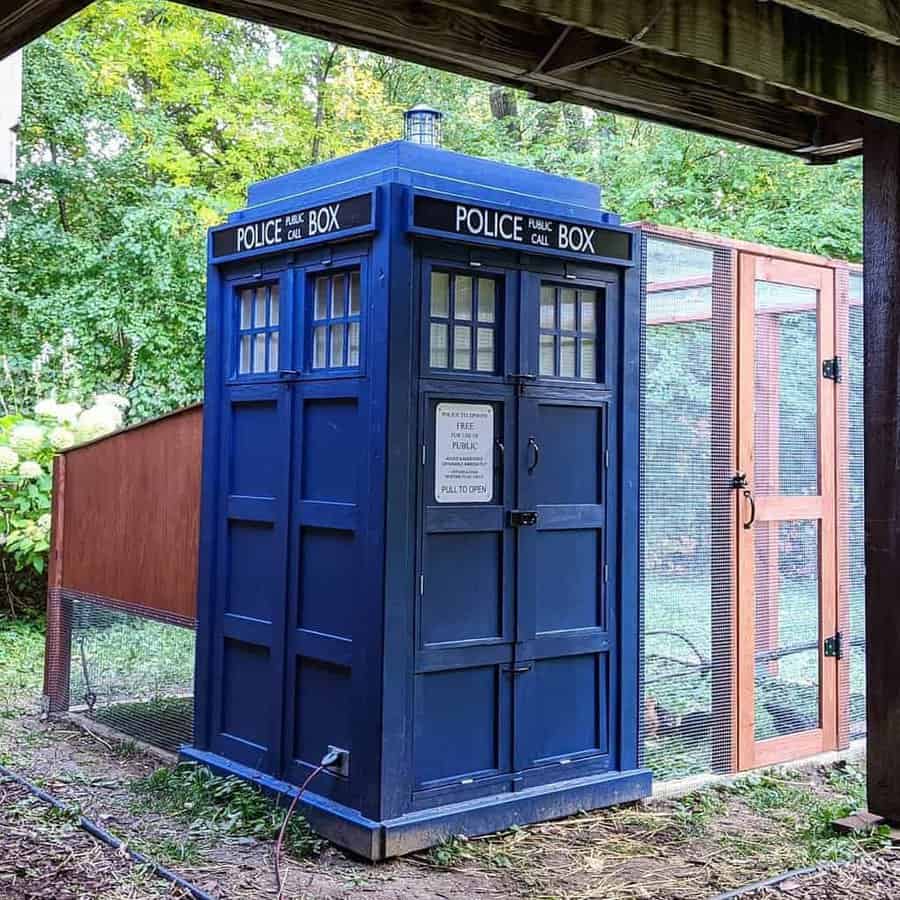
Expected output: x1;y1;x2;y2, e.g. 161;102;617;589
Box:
539;283;600;380
428;270;499;373
236;284;280;376
311;269;362;370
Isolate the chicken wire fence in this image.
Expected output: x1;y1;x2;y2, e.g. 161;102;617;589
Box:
639;233;866;781
46;590;195;753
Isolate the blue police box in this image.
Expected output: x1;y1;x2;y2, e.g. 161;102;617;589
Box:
185;138;651;859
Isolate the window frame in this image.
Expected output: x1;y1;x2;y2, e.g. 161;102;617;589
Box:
232;280;283;380
423;262;505;378
305;261;366;375
538;280;604;382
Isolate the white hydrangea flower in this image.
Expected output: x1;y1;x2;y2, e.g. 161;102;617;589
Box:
18;460;43;479
34;398;59;418
0;446;18;474
53;401;82;424
9;422;45;457
76;404;123;441
48;426;76;450
36;513;52;532
93;393;129;410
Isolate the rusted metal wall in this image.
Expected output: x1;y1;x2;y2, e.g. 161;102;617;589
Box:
53;404;202;624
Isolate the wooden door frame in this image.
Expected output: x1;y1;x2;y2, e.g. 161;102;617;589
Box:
735;252;840;771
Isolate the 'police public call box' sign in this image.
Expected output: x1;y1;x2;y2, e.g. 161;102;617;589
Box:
211;192;373;258
412;194;631;262
435;403;494;503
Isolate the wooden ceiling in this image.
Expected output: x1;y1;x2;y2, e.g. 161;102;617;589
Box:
5;0;900;161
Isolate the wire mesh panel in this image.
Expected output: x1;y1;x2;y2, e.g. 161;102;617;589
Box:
49;590;195;753
846;272;865;737
753;519;822;740
640;234;734;779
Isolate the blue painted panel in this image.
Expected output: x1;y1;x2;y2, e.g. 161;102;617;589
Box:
422;531;502;644
531;654;604;761
294;658;352;766
226;521;276;620
533;403;603;505
535;529;602;632
301;398;359;503
229;399;283;497
222;638;271;748
298;527;356;638
414;666;502;785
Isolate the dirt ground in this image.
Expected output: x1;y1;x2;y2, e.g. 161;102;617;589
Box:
0;704;895;900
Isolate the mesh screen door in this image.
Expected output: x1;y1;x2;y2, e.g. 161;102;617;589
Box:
736;254;839;769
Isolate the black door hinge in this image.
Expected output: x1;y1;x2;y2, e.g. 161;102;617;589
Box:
822;357;842;382
508;510;538;527
824;632;843;660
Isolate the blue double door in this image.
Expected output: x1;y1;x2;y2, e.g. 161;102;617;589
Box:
414;256;620;804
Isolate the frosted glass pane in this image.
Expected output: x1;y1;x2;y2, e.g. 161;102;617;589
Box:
478;279;496;322
332;274;346;317
349;271;361;316
348;322;360;366
239;335;251;374
540;285;555;328
560;288;576;330
476;328;494;372
240;290;253;329
313;326;327;369
254;287;267;329
253;333;266;372
540;334;555;376
455;276;473;320
560;336;576;377
331;323;345;367
430;323;448;368
454;325;472;369
580;338;595;380
269;285;280;326
268;333;279;372
315;277;329;320
431;271;450;317
579;290;596;333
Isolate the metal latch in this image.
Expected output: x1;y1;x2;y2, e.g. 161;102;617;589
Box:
508;510;538;527
822;357;842;382
824;632;843;659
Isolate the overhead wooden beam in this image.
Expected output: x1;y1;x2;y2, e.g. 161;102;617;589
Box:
493;0;900;123
772;1;900;46
0;0;90;59
176;0;862;159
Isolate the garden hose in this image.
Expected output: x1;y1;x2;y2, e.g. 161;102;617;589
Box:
709;863;831;899
0;763;218;900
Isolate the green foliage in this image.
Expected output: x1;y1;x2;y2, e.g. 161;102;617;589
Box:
132;762;324;859
0;615;45;715
730;767;890;863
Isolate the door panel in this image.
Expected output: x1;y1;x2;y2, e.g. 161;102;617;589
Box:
736;254;838;769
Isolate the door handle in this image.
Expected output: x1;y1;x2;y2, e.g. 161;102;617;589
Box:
742;489;756;530
527;436;540;474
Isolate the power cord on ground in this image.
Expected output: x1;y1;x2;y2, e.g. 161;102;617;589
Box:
273;747;341;899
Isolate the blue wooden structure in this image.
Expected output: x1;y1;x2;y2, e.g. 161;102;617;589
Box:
184;140;650;859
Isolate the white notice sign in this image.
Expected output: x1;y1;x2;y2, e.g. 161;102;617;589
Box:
435;403;494;503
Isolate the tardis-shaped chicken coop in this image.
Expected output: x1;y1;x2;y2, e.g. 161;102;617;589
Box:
186;140;650;858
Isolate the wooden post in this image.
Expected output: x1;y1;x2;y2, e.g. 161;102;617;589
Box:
863;117;900;820
42;453;70;713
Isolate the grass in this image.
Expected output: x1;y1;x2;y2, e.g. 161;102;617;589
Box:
0;614;45;716
423;762;889;900
131;761;324;860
